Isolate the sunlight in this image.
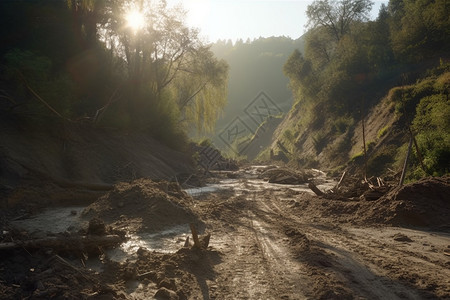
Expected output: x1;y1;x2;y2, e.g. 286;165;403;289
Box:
184;0;210;28
126;9;145;32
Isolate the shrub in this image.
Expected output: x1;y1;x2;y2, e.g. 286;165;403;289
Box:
312;131;327;154
332;116;354;134
377;125;389;139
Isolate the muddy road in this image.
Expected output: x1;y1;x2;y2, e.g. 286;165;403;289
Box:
195;172;449;299
1;166;449;299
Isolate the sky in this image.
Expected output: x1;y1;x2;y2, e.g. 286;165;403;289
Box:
167;0;389;43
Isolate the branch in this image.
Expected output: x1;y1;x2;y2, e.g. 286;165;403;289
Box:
179;80;209;110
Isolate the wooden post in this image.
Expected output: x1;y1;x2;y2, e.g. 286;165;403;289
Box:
361;100;368;181
399;136;413;186
189;223;201;249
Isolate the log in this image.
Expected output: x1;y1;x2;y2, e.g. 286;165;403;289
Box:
308;182;324;196
0;235;122;252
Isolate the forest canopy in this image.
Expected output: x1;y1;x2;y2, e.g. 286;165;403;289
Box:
0;0;229;147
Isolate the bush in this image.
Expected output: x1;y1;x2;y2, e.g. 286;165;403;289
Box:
367;145;396;176
332;116;354;134
377;125;389;139
312;131;327;154
2;49;76;117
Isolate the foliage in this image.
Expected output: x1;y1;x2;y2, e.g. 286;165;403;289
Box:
306;0;373;42
0;0;229;149
312;131;328;154
2;49;77;117
332;116;354;134
389;0;450;62
367;145;396;176
411;94;450;177
377;125;390;139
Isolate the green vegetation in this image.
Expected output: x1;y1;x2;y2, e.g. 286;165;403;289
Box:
411;94;450;177
0;0;229;149
377;125;390;139
281;0;449;180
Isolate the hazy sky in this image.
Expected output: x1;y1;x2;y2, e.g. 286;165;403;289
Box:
167;0;389;43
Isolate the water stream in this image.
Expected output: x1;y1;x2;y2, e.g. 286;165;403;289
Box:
10;166;335;262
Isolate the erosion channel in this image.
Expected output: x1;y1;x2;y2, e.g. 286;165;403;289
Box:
1;166;449;299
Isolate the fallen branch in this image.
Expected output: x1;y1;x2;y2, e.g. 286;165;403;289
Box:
308;182;324;197
333;171;347;192
0;235;122;252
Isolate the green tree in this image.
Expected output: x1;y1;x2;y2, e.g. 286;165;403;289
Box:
90;0;229;131
306;0;374;42
390;0;450;61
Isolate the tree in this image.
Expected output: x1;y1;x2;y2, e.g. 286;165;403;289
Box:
390;0;450;61
306;0;373;42
96;0;229;131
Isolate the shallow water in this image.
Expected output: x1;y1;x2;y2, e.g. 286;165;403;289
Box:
10;166;335;260
107;224;191;262
10;207;191;260
11;206;87;236
185;167;336;197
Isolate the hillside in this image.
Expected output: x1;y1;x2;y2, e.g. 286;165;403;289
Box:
0;114;194;208
268;0;450;181
269;65;449;180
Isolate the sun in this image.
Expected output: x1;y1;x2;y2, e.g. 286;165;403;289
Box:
126;10;145;32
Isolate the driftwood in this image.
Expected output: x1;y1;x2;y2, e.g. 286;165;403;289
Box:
308;182;324;196
0;235;122;252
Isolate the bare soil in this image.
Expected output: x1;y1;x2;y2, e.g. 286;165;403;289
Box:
1;168;449;299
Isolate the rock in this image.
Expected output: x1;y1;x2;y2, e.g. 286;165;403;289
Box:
154;287;179;300
393;233;413;242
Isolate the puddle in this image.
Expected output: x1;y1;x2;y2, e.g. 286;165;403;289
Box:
10;207;190;263
11;206;87;236
107;224;190;262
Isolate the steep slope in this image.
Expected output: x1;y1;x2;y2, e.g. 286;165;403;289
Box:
0;114;194;191
270;69;449;178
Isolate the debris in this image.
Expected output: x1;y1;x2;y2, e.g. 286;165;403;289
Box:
154;287;179;300
261;168;310;185
308;182;324;197
0;234;122;253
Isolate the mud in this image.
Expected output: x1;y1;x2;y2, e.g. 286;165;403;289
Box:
1;167;449;299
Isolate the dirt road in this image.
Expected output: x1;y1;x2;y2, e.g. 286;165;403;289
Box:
194;171;450;299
